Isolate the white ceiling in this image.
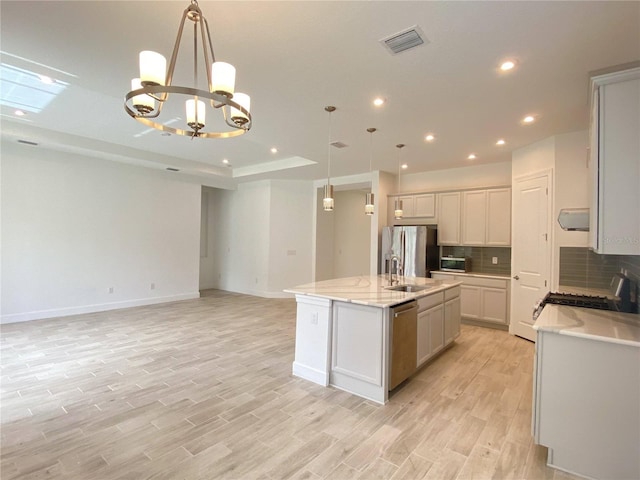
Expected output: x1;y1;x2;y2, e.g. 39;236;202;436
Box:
1;1;639;187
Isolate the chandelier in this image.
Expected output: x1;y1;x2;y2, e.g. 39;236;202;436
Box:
124;0;252;138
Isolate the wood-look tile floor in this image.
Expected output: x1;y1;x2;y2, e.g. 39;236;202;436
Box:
1;290;583;480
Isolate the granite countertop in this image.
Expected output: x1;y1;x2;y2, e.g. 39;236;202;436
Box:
284;275;461;308
431;270;511;280
533;304;640;347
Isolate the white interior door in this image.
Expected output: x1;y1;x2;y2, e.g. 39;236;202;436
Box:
510;173;551;341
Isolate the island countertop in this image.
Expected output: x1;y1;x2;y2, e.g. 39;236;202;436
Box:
533;304;640;347
285;275;461;308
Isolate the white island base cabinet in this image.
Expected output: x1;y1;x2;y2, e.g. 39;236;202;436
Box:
289;278;462;404
292;296;332;386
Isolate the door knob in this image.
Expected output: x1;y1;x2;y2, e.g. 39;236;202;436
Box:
513;275;520;280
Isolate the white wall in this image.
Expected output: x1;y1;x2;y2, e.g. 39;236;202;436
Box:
206;179;314;296
1;141;201;323
315;187;335;281
332;190;371;278
512;137;556;179
401;161;512;192
268;180;314;293
553;130;590;285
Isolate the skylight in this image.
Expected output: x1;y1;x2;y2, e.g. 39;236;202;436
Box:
0;63;68;113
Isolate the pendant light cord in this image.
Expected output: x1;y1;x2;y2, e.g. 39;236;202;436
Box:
327;110;332;184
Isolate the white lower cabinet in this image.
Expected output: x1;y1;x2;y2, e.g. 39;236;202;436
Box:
460;285;481;319
416;287;460;367
433;272;509;326
444;295;461;344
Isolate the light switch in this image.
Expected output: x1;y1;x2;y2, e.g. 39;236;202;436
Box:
492;257;498;265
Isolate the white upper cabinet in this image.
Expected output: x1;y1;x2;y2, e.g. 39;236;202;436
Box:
589;68;640;254
486;188;512;246
461;188;511;246
414;194;436;218
389;193;437;221
462;190;487;245
437;192;461;245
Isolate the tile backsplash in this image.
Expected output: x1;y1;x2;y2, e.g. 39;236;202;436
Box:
559;247;640;290
441;246;511;275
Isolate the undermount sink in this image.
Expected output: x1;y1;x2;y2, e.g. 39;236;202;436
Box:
384;284;431;292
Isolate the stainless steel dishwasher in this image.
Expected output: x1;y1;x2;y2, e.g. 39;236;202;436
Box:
389;300;418;390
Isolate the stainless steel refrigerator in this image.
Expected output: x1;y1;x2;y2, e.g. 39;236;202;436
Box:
381;225;438;277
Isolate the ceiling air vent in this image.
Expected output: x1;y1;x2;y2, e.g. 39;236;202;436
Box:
330;141;348;149
380;25;429;55
17;139;38;146
166;167;180;172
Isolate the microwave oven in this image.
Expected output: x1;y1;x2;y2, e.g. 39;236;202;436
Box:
440;256;471;272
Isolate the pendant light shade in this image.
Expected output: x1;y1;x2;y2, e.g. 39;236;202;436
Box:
365;127;377;216
365;193;375;215
395;143;405;219
323;184;334;211
394;199;404;219
323;106;336;212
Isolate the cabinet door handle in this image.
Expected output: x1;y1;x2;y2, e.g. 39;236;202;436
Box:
513;275;520;280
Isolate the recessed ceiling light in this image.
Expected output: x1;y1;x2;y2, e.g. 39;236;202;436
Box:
425;134;435;142
500;60;516;71
496;139;506;145
468;153;477;160
14;109;26;116
373;97;385;107
401;164;408;170
522;115;536;124
270;147;278;154
222;159;229;164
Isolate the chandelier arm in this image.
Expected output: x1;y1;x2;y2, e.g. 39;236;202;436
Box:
164;5;192;91
201;17;216;90
125;85;251;133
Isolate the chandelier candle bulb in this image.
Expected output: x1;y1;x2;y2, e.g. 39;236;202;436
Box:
186;99;205;130
131;78;154;114
230;93;251;126
211;62;236;96
139;51;166;86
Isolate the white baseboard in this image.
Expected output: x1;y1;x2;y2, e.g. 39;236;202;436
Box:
292;362;329;386
1;292;201;324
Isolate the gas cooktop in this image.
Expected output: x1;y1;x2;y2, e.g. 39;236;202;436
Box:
533;291;618;320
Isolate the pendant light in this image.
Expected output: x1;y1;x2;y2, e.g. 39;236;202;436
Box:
365;127;377;215
394;144;405;219
323;106;336;211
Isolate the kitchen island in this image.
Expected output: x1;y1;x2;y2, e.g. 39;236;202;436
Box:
285;275;461;404
532;305;640;479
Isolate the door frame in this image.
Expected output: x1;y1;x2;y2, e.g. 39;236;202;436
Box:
509;168;554;340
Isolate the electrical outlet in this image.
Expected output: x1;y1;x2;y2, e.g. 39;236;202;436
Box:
150;282;155;290
311;312;318;325
108;287;114;294
492;257;498;265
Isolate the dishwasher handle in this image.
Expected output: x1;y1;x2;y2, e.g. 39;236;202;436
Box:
393;301;418;317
